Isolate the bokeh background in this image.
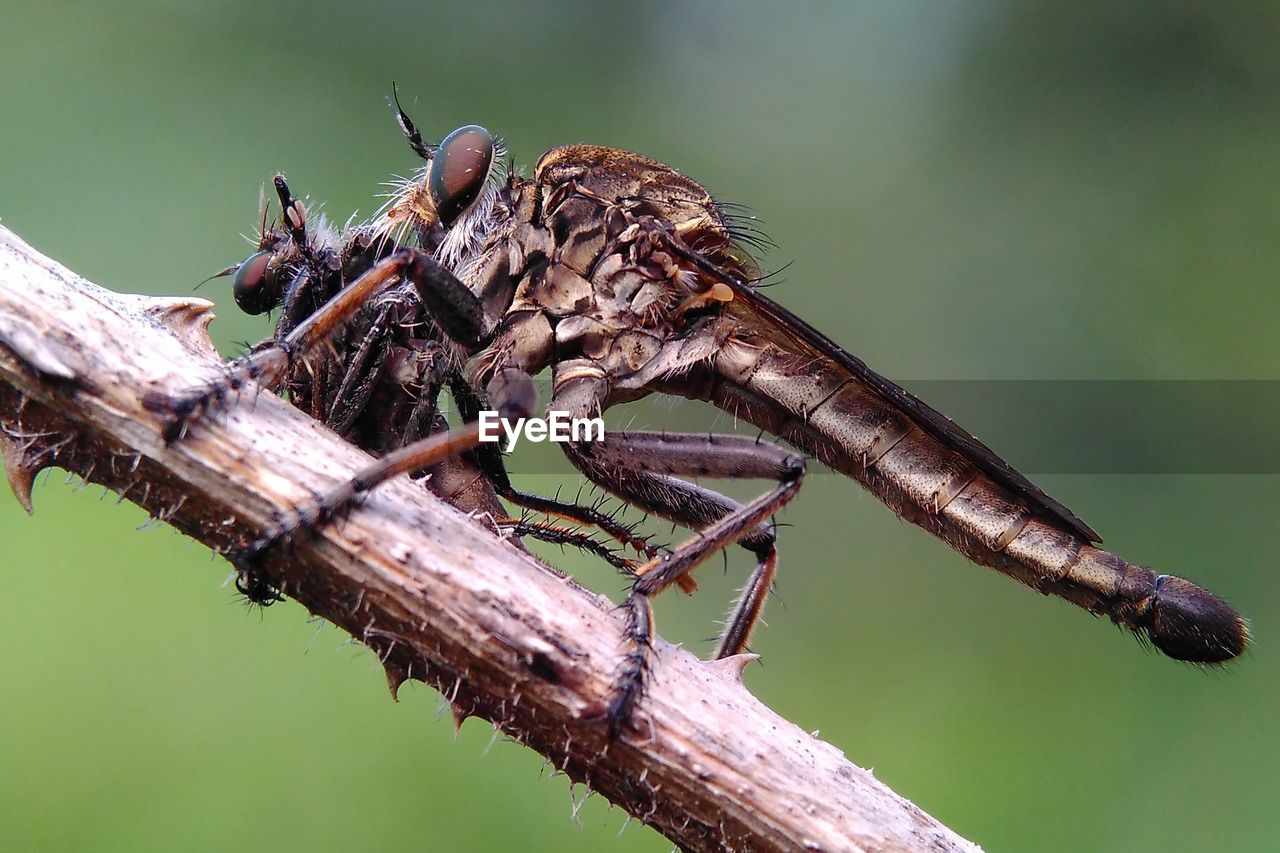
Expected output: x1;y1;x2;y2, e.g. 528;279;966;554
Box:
2;2;1277;850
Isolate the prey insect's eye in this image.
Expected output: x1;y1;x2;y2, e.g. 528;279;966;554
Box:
429;125;494;226
232;250;280;315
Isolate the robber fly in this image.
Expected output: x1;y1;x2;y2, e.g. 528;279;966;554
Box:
152;91;1247;736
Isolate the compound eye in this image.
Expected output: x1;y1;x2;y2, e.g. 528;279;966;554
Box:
429;125;494;226
232;250;280;315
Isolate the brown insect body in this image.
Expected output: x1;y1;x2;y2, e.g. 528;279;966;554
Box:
169;113;1246;733
444;142;1245;665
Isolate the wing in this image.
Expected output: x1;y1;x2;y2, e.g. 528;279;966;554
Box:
727;284;1101;543
636;202;1101;544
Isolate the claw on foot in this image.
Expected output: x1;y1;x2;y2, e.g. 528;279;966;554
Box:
143;375;239;445
143;348;291;445
592;594;655;740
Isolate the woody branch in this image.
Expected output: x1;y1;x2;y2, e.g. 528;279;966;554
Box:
0;225;979;853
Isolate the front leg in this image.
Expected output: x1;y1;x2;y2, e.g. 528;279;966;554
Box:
146;249;490;443
228;367;538;600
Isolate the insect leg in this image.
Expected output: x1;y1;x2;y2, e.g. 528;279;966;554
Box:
150;248;488;442
564;431;806;736
323;303;395;435
230;420;489;593
275;266;325;341
496;518;641;576
498;487;666;561
230;368;537;589
447;376;665;561
149;254;408;441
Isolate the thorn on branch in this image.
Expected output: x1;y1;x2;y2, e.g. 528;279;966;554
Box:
1;421;66;513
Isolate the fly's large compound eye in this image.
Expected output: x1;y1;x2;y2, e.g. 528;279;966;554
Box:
429;125;494;226
232;249;280;315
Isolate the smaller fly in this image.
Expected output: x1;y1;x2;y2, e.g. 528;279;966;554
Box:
198;172;662;601
153;89;1248;736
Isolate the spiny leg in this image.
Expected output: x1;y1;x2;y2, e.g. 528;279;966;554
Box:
564;431;790;596
400;387;667;575
148;249;487;443
322;302;401;436
714;548;778;659
448;375;666;564
496;517;642;576
229;421;487;598
563;431;806;736
230;369;537;599
493;469;666;563
608;472;801;735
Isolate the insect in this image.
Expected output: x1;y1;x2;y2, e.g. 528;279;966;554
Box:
151;90;1248;736
201;174;661;601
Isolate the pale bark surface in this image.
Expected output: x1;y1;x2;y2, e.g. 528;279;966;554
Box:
0;225;980;853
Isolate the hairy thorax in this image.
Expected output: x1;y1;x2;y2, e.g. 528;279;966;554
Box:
468;144;754;393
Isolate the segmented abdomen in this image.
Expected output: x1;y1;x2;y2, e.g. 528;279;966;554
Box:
707;334;1245;663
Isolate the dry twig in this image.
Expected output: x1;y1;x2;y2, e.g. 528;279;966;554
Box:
0;225;979;853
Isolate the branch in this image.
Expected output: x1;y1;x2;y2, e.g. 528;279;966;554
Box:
0;225;980;853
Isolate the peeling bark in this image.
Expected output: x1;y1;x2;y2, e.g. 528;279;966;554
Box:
0;225;980;853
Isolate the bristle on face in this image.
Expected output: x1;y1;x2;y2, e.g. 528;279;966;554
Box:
371;132;506;272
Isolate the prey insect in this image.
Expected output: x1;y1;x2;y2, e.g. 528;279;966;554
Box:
152;92;1247;737
195;174;662;603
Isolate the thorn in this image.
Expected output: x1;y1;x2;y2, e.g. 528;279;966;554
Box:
450;702;471;736
1;428;56;514
707;653;761;683
132;294;219;356
384;660;410;701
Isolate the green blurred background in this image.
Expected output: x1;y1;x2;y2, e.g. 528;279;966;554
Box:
2;2;1276;850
